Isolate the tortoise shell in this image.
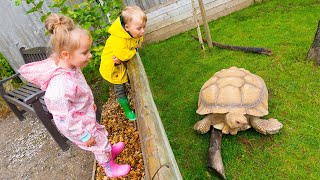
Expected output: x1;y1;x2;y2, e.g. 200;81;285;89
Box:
196;67;269;116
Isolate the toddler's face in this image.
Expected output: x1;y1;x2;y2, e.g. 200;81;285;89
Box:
125;17;146;38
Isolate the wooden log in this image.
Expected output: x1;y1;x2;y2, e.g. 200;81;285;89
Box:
308;20;320;65
127;53;183;180
208;128;226;179
191;34;272;55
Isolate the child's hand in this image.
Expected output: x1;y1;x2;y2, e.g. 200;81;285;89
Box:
93;104;97;112
112;56;121;65
84;136;96;147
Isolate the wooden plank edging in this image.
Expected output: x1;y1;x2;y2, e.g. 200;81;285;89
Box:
127;53;183;180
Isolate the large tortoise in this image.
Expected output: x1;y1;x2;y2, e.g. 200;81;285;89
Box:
194;66;283;135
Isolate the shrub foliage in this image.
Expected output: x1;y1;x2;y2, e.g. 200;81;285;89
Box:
14;0;123;81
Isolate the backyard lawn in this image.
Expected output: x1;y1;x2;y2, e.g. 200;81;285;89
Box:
139;0;320;179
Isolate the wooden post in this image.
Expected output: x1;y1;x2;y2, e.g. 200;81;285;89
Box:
198;0;213;48
191;0;205;50
127;53;183;180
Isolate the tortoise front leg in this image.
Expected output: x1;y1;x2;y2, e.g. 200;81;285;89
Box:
193;114;213;134
250;116;283;135
194;114;225;134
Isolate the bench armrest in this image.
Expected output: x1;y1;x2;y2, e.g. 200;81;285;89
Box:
24;90;45;104
0;73;20;85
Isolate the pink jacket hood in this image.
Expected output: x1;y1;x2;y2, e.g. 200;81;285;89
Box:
18;57;76;91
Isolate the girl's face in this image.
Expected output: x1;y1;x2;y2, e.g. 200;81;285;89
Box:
68;34;92;69
125;17;146;38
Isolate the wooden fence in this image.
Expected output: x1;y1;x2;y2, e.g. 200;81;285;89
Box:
125;0;256;44
124;0;174;12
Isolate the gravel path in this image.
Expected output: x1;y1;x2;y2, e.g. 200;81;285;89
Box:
0;113;94;180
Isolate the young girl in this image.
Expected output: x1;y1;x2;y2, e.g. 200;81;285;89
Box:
18;14;130;178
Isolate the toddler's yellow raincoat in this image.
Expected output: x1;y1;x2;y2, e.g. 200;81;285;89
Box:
100;17;143;84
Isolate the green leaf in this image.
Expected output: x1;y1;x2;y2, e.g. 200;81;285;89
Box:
83;22;92;29
61;6;70;14
35;1;44;9
26;0;33;4
49;3;61;8
105;25;110;32
26;6;38;14
91;45;104;52
14;0;22;6
94;29;102;35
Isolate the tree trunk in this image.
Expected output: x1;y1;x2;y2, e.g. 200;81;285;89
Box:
208;128;226;179
308;20;320;65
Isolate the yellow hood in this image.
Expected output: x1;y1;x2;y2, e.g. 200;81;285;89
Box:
108;17;132;39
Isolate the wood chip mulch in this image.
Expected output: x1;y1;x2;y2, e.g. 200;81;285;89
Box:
94;86;145;180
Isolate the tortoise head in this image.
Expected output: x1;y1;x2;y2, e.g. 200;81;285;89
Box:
225;112;250;129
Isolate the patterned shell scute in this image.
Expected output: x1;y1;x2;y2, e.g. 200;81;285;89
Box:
197;67;269;116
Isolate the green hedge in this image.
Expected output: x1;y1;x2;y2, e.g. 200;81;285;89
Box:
0;53;15;79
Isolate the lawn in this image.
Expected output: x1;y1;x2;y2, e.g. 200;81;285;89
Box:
139;0;320;179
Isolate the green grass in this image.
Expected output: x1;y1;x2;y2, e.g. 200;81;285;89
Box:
139;0;320;179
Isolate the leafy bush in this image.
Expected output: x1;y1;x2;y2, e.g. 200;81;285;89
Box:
0;53;16;118
0;53;15;79
15;0;123;82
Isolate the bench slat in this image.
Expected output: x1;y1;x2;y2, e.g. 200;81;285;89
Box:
7;91;27;100
26;82;40;89
4;95;35;113
17;87;35;95
22;85;40;92
13;89;31;97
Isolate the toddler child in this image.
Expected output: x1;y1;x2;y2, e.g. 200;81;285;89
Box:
18;13;130;178
100;6;147;121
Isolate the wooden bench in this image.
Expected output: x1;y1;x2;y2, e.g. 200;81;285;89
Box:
0;47;69;151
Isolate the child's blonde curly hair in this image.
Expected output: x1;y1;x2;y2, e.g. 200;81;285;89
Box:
121;6;147;24
45;13;92;56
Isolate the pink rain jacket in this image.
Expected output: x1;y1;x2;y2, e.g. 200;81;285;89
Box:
18;57;111;163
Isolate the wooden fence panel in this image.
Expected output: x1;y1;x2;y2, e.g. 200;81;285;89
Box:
135;0;255;44
0;0;52;72
124;0;174;11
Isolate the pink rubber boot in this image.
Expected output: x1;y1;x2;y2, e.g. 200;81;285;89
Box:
111;142;125;159
101;159;131;178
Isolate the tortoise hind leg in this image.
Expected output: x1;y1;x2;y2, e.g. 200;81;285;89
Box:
250;116;283;135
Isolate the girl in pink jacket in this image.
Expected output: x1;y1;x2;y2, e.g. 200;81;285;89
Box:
18;14;130;178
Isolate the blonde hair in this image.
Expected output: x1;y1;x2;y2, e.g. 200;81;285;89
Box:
121;6;147;24
45;13;91;56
